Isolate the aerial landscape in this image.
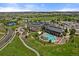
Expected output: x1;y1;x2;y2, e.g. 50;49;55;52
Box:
0;3;79;56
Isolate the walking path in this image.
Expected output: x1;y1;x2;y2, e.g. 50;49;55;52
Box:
19;35;40;56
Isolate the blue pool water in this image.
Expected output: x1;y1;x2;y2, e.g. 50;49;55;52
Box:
42;33;57;42
7;22;16;26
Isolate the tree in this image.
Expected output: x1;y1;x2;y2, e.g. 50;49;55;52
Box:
69;35;74;43
65;28;68;33
69;28;76;43
63;32;66;36
70;28;76;35
49;40;51;43
51;19;53;22
41;26;45;32
63;28;68;36
32;32;39;39
18;17;22;21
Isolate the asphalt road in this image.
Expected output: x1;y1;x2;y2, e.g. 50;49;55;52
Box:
0;29;14;49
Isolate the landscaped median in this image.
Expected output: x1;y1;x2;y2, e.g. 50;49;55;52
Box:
0;34;4;40
0;30;7;41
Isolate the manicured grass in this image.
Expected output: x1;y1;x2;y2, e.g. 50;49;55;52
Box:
30;17;55;21
5;25;17;30
25;34;79;56
29;16;78;21
0;35;36;56
0;30;6;33
5;24;20;30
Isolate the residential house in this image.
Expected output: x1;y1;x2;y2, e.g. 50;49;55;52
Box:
44;24;64;37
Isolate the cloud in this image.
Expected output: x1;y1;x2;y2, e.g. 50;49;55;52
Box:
53;7;79;11
0;4;48;12
0;7;32;12
0;3;79;12
0;4;35;12
0;0;78;3
0;7;78;12
55;4;79;11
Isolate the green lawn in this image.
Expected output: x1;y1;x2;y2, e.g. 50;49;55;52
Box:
29;16;78;21
0;35;36;56
30;17;56;21
6;26;17;30
25;34;79;56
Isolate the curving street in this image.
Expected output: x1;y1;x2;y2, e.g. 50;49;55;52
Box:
0;27;40;56
0;28;14;49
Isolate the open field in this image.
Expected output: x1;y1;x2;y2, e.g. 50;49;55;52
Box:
25;34;79;56
0;35;36;56
29;15;79;21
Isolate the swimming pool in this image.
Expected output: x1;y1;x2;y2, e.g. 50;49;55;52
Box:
7;22;16;26
41;33;57;43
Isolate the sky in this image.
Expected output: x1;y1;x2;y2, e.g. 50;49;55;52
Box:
0;3;79;12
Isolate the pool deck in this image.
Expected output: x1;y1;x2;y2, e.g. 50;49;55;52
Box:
39;32;63;44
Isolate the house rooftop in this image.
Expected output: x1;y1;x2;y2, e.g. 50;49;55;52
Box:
45;25;64;33
28;22;45;27
74;23;79;29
